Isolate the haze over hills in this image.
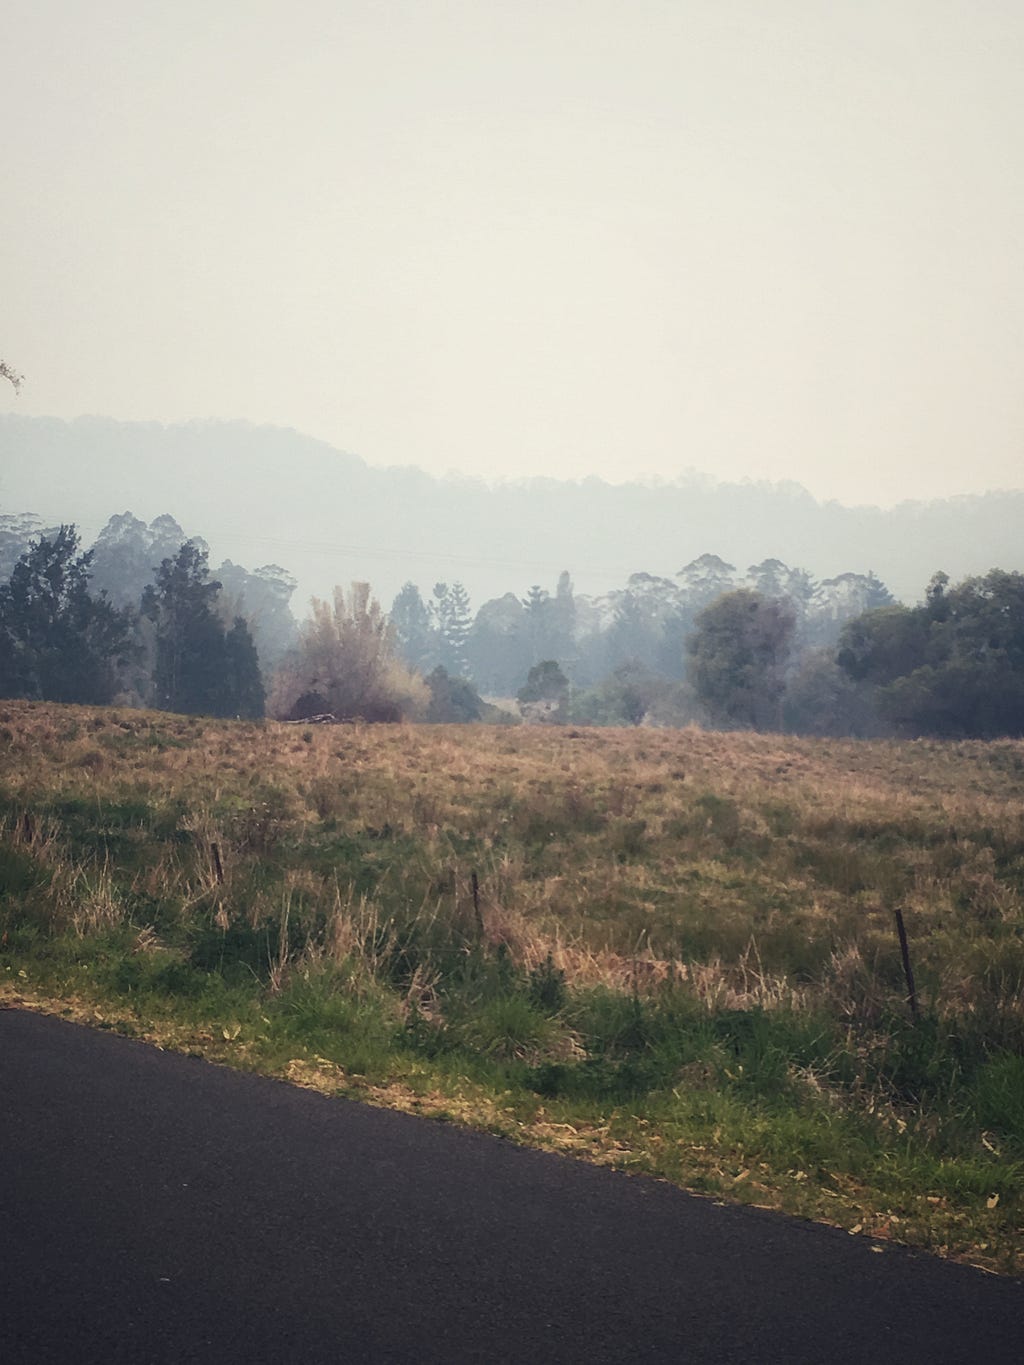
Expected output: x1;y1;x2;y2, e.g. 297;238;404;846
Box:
1;413;1020;610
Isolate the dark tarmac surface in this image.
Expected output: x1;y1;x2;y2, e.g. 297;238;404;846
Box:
1;1008;1021;1363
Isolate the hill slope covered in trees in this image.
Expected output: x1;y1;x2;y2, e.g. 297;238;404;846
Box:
2;414;1021;609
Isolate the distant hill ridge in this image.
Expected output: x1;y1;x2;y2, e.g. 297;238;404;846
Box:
1;413;1021;608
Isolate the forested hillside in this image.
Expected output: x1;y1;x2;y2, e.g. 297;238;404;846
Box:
3;415;1022;608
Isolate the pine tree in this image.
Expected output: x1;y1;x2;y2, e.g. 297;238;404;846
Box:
390;583;438;671
142;543;263;717
0;525;134;704
433;581;473;678
143;543;223;713
523;585;552;664
552;570;577;661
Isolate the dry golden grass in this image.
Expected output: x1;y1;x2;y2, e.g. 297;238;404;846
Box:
2;700;1023;1019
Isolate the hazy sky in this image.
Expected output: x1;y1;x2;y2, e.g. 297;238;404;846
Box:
3;0;1022;505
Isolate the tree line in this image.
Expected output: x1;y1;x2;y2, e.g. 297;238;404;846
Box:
1;510;1022;739
0;526;266;719
390;557;895;696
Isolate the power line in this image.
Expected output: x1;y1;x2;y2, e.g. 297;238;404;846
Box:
68;515;649;583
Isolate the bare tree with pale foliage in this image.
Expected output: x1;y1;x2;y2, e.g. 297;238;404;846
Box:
270;582;427;722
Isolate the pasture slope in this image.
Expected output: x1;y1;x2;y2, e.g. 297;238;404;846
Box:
1;699;1022;1274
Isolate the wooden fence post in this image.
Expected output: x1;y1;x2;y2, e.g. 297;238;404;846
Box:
894;907;918;1020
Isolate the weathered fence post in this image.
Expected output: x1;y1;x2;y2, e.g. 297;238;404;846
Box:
894;907;918;1020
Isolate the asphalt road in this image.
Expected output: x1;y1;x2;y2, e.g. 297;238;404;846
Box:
1;1009;1020;1364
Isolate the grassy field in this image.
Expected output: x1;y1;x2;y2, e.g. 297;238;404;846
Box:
2;699;1022;1275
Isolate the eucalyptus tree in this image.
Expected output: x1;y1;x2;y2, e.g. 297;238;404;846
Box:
687;588;795;730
